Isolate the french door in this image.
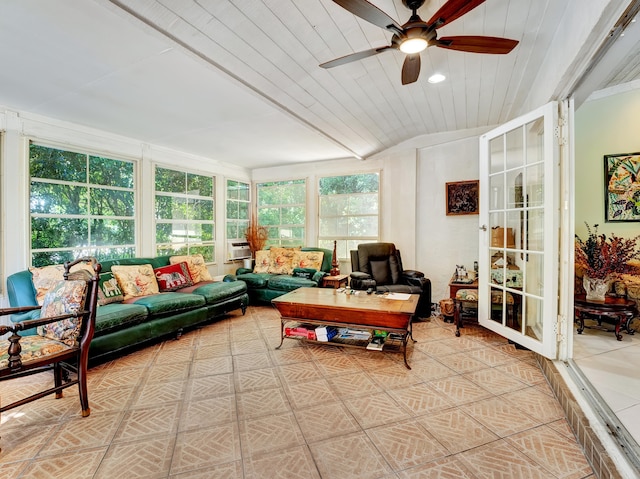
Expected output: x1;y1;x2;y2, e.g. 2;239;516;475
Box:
478;102;560;359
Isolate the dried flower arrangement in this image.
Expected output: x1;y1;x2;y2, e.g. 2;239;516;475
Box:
575;223;640;280
244;213;268;257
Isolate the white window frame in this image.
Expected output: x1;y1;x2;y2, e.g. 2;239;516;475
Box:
154;165;216;262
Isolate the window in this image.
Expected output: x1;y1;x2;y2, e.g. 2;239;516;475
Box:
318;173;379;259
155;166;215;261
226;180;250;240
30;143;136;266
256;179;306;247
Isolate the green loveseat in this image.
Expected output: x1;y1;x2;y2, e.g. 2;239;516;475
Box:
234;247;333;303
6;256;249;362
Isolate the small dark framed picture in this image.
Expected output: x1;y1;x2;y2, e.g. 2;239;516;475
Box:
446;180;479;216
604;152;640;222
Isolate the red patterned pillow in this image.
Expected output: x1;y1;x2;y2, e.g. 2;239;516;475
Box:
154;262;193;292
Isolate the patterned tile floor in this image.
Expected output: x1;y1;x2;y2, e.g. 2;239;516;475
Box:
0;305;595;478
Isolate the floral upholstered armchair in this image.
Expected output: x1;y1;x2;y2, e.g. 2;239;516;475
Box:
0;257;100;450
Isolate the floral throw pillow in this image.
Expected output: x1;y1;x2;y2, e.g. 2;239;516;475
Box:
111;264;160;300
154;262;193;291
30;263;96;305
169;254;213;283
292;251;324;271
97;272;125;305
268;247;297;275
37;279;88;347
253;250;271;274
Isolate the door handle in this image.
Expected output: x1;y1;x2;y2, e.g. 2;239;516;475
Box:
480;225;487;231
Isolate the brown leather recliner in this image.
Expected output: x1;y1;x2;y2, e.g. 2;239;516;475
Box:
349;242;432;317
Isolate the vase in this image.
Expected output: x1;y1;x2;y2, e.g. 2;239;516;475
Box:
583;275;609;302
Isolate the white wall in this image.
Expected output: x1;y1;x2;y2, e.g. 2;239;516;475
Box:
575;87;640;240
417;136;481;303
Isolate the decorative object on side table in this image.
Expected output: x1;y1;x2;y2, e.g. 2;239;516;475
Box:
575;222;640;302
244;212;268;262
330;240;340;276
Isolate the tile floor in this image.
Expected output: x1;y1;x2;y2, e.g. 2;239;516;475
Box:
0;305;595;478
573;317;640;445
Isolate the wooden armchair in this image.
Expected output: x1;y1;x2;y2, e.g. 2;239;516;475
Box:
0;257;100;446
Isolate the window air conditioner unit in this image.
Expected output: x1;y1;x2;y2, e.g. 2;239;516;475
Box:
227;240;251;260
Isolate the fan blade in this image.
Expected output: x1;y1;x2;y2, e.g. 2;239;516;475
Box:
332;0;402;32
436;36;518;54
427;0;486;28
320;45;395;68
401;54;421;85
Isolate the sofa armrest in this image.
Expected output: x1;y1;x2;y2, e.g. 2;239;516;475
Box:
402;269;424;279
350;272;375;290
350;272;371;281
312;271;328;283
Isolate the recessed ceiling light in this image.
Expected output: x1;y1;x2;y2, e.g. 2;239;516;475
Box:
428;73;446;83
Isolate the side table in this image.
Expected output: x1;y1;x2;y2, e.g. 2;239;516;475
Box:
446;276;478;325
574;294;637;341
321;274;348;289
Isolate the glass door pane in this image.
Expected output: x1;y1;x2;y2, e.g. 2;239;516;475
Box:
479;102;559;359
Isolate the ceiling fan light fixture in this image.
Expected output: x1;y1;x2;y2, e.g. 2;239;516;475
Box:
428;73;446;83
400;37;428;54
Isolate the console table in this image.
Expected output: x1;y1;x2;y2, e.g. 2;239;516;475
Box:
574;294;637;341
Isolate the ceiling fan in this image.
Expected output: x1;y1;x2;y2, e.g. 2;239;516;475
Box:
320;0;519;85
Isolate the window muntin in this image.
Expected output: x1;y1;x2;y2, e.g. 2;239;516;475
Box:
226;179;250;240
318;173;379;259
155;166;215;261
257;179;306;247
29;144;136;266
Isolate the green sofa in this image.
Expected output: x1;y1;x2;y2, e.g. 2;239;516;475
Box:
6;256;249;362
234;247;333;303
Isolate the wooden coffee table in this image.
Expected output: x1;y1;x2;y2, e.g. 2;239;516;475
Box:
272;287;419;369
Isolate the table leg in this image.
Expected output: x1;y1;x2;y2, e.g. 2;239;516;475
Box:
623;312;636;335
575;309;585;334
402;333;412;370
276;320;285;349
615;315;623;341
454;300;462;337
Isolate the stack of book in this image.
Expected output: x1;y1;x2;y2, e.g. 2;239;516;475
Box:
284;325;316;340
337;328;371;340
366;330;389;351
315;326;338;342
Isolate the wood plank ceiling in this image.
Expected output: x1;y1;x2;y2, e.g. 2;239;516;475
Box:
0;0;638;168
112;0;567;160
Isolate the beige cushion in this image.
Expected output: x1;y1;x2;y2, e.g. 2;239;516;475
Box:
170;254;212;283
292;251;324;271
268;247;297;275
111;264;159;300
30;263;95;305
253;250;271;274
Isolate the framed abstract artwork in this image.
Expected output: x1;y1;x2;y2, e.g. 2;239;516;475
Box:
446;180;479;216
604;152;640;222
